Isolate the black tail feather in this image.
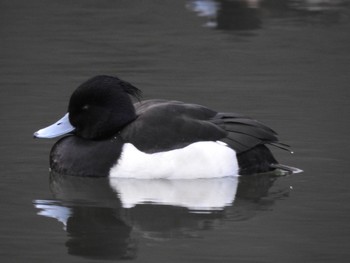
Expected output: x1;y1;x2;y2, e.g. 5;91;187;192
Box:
237;145;277;175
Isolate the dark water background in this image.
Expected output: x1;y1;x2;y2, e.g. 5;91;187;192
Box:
1;0;350;262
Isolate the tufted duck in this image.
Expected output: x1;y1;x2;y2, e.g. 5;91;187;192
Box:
34;75;300;178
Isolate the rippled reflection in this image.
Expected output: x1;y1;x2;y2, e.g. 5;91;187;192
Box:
33;171;290;260
187;0;348;31
110;177;238;211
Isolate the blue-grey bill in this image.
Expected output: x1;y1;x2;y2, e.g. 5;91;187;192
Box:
33;113;75;138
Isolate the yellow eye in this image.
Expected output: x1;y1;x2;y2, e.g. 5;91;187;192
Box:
82;105;90;111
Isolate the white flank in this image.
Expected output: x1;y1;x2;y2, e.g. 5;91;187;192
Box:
109;141;238;179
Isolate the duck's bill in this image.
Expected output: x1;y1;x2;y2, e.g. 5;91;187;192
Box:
34;113;75;139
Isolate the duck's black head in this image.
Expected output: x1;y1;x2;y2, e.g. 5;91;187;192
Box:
68;75;142;139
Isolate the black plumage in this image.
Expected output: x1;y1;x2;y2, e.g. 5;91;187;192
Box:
121;99;290;175
37;75;295;177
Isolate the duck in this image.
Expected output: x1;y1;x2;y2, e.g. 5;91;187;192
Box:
34;75;299;179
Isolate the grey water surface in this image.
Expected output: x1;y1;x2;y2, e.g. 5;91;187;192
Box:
1;0;350;262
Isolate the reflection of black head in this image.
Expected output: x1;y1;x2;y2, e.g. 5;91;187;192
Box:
49;173;136;260
65;206;136;260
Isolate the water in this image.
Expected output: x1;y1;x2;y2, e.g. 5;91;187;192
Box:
1;0;350;262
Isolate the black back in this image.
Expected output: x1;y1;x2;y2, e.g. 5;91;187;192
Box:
121;100;288;154
120;100;225;153
120;99;288;174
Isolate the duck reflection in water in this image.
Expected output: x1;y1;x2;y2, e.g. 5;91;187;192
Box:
187;0;347;31
187;0;262;30
35;174;136;260
34;170;291;260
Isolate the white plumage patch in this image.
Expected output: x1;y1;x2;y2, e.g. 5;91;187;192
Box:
109;141;238;179
109;177;238;211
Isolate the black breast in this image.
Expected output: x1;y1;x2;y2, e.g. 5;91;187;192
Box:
50;135;124;177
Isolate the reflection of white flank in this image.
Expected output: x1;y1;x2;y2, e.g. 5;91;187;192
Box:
35;200;72;229
110;141;238;179
109;177;238;211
